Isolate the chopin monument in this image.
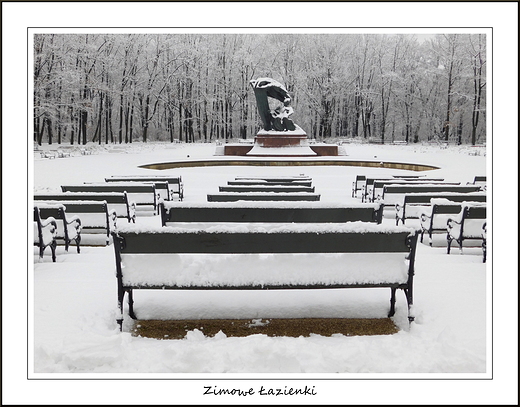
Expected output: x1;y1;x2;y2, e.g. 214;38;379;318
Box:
220;77;338;156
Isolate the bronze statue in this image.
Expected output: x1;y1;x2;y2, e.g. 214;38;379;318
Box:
250;78;296;131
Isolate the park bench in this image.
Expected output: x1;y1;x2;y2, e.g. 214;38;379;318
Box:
35;191;135;223
56;147;73;158
112;223;419;330
80;146;93;155
467;175;487;191
105;175;184;201
218;185;316;193
381;184;483;209
35;203;82;254
159;201;384;226
228;179;313;187
419;200;467;245
40;150;57;159
352;175;366;198
368;179;449;203
61;182;164;214
360;176;441;202
235;175;312;182
351;174;428;199
36;200;116;245
395;192;486;225
446;204;487;262
33;206;58;262
207;192;321;202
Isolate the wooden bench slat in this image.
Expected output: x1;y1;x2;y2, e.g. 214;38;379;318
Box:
117;229;412;254
228;180;313;186
160;204;383;225
219;185;315;193
207;193;321;202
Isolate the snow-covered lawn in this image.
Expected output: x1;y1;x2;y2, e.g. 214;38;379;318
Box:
30;142;490;367
3;140;517;404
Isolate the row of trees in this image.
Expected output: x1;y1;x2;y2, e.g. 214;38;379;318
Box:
34;33;486;145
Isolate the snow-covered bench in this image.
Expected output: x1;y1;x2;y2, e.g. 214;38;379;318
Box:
395;192;487;225
112;223;420;330
381;184;483;209
369;179;450;203
447;204;487;262
56;147;73;158
218;184;316;193
352;175;366;198
33;206;58;262
361;176;443;202
235;175;312;183
467;175;486;191
36;200;116;245
352;174;427;199
40;150;57;159
228;179;313;187
61;182;165;214
207;192;321;202
105;175;184;201
35;203;82;254
35;191;135;223
159;201;384;226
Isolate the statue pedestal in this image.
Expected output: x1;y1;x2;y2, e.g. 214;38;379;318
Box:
246;127;317;156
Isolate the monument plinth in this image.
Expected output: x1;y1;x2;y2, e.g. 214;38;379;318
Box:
220;77;338;157
246;125;317;156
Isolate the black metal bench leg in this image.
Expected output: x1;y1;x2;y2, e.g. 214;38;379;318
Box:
128;289;137;320
404;288;414;323
388;287;397;317
50;241;57;262
482;239;487;263
117;289;125;331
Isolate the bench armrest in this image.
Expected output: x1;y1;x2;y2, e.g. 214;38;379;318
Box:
129;202;137;223
39;217;58;245
109;209;118;231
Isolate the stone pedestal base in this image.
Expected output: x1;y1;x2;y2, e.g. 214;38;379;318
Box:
218;126;339;156
245;129;317;156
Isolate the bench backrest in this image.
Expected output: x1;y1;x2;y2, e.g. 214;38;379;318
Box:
106;175;182;185
403;193;486;205
451;205;487;239
34;192;132;221
115;227;414;255
362;177;443;201
35;192;128;205
228;180;313;186
218;185;315;193
39;200;113;235
371;180;452;202
235;176;312;182
383;185;482;206
62;183;159;207
160;203;383;225
472;176;486;183
105;176;183;200
207;193;321;202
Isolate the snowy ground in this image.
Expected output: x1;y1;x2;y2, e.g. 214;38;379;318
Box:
3;140;518;404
